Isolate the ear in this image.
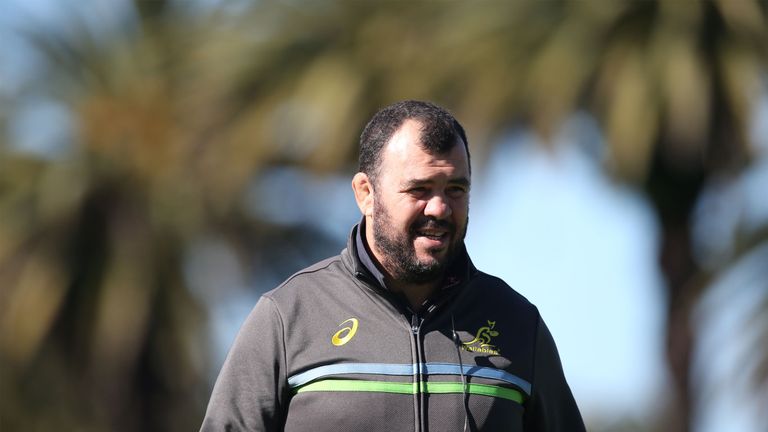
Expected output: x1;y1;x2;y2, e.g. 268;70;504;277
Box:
351;172;374;217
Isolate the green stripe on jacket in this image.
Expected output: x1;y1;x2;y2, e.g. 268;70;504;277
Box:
294;379;524;403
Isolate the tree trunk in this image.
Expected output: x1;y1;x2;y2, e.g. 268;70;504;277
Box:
646;150;706;432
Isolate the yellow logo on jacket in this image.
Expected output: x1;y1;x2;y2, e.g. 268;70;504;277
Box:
462;320;501;355
331;318;359;346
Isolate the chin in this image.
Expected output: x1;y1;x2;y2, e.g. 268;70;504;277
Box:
417;253;446;267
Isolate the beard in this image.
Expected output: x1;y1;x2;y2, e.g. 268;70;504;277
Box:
372;199;467;284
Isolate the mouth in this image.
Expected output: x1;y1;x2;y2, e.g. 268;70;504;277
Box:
415;229;448;241
414;228;452;249
411;218;455;249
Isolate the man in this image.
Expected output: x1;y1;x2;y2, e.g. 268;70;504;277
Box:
201;100;585;431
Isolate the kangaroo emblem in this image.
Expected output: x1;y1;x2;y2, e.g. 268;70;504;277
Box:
463;320;500;349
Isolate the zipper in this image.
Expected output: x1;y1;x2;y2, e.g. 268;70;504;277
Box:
410;311;424;432
408;297;458;431
353;271;445;431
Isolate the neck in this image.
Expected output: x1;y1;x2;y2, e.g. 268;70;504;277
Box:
386;276;442;312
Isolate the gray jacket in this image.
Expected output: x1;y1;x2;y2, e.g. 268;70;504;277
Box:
201;224;585;431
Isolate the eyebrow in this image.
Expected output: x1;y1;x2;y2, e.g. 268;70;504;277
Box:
402;177;471;188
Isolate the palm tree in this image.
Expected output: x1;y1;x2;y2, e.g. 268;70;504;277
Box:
1;0;766;430
0;2;344;430
514;2;768;429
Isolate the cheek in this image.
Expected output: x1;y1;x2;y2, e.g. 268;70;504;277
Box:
378;198;420;228
400;210;423;230
452;199;470;217
392;199;424;224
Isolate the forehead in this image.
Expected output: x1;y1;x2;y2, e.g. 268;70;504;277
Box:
379;119;469;182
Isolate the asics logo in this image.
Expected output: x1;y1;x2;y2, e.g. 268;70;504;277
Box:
331;318;359;346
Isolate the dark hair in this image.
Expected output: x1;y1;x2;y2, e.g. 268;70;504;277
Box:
358;100;470;183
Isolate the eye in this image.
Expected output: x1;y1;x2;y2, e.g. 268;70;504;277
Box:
446;186;468;199
408;187;429;197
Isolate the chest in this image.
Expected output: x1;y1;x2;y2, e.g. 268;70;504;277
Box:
281;304;533;432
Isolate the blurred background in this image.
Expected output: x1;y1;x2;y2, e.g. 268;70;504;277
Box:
1;0;767;431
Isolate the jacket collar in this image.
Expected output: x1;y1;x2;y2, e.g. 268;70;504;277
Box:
354;218;388;289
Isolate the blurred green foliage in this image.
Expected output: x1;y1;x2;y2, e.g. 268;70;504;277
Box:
1;1;767;430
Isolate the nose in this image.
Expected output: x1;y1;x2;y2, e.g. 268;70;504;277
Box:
424;193;452;220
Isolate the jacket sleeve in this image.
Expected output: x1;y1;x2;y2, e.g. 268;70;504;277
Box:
200;295;289;431
523;315;586;431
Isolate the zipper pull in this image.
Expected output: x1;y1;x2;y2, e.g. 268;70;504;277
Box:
411;313;422;333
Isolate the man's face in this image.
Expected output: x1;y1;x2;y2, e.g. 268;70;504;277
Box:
369;119;470;284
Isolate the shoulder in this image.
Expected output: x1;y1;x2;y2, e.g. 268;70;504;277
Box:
282;255;343;284
262;253;354;305
470;270;539;313
461;270;543;341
